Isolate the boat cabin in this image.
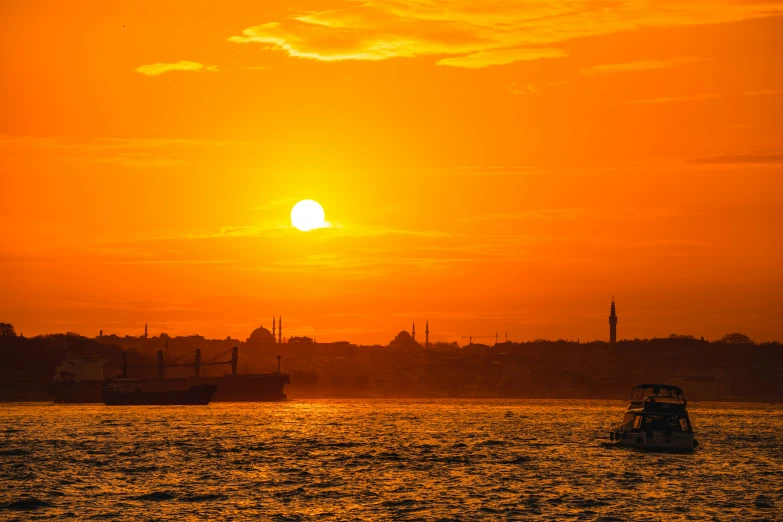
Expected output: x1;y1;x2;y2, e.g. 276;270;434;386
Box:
612;383;696;450
621;384;692;435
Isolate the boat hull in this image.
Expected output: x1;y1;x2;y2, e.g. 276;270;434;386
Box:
101;384;218;406
611;430;696;452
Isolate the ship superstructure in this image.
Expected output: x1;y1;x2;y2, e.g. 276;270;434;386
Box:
53;354;107;382
48;353;108;403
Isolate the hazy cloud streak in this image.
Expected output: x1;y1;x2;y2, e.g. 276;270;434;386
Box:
690;153;783;165
581;56;704;76
626;89;783;104
136;61;218;76
229;1;783;68
437;48;566;69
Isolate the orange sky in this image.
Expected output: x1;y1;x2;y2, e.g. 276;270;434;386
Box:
2;0;782;343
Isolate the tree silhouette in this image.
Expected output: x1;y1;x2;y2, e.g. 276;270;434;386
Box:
719;332;754;344
0;323;16;337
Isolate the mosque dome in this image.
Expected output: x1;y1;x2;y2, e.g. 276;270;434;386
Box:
390;329;420;349
394;330;412;342
247;325;275;343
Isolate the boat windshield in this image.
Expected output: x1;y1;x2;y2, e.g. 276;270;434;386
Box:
630;384;684;404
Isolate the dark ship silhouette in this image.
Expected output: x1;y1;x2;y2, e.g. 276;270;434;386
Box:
48;347;289;404
101;378;218;406
48;353;108;403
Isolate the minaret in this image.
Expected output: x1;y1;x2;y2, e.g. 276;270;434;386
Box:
272;316;276;341
144;322;148;339
425;321;429;350
278;316;282;344
412;321;416;342
609;297;618;345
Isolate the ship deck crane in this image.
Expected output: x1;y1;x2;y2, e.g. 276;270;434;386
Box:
121;347;284;380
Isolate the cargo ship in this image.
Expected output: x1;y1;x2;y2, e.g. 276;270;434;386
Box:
47;354;107;403
48;347;289;403
146;347;289;402
101;378;217;405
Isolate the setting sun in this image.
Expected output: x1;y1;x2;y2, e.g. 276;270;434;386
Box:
290;199;326;231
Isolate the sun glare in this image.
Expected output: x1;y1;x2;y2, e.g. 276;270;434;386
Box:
291;200;326;231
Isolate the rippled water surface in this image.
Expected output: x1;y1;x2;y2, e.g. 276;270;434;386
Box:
1;400;781;520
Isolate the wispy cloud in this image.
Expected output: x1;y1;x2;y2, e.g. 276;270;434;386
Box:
182;225;289;240
0;135;232;169
626;89;783;104
66;153;188;169
437;48;566;69
506;83;539;95
228;1;783;68
581;56;704;76
466;207;685;222
325;226;451;239
182;223;451;241
0;136;233;150
136;61;218;77
690;152;783;165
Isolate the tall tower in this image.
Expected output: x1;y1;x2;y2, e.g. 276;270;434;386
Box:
425;321;429;350
609;297;618;345
144;322;148;338
272;316;276;341
278;316;282;344
412;321;416;342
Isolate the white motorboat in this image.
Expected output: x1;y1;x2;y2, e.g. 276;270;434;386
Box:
610;384;697;451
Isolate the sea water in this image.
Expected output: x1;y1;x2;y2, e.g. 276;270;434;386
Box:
1;400;781;520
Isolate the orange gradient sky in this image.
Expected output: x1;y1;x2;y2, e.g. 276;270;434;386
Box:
2;1;782;343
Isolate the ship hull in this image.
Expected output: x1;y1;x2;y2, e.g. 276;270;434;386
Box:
611;430;696;452
48;381;103;403
102;384;217;406
207;373;290;402
49;373;289;404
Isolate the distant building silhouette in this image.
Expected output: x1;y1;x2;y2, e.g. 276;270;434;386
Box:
609;298;617;345
412;321;416;342
272;316;276;340
278;316;282;344
247;324;275;343
144;322;148;339
425;321;429;350
390;329;420;350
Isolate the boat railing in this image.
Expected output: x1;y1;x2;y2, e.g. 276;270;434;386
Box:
643;395;685;404
630;395;686;407
642;395;685;406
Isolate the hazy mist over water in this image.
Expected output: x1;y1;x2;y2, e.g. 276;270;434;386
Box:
1;400;781;520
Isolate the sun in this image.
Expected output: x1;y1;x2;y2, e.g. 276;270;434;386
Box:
291;200;326;231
